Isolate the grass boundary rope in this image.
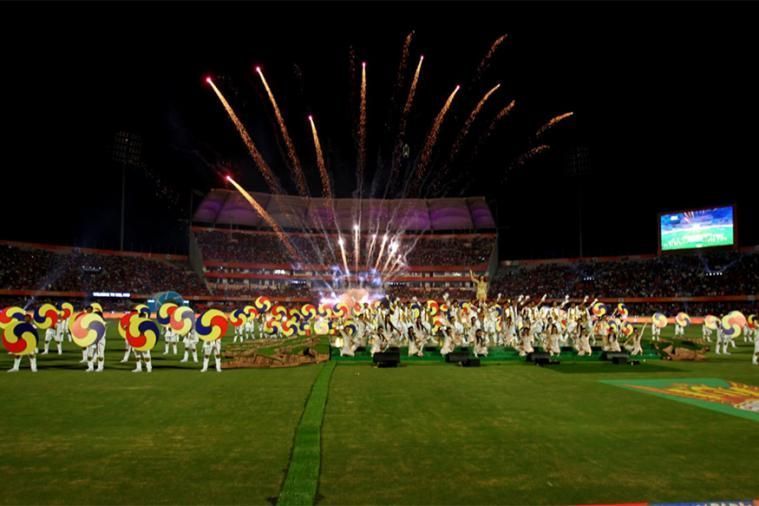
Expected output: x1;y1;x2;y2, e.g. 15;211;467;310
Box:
277;361;336;506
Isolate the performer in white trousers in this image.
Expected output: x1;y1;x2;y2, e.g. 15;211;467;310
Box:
85;338;106;372
180;329;199;363
41;326;63;355
132;350;152;373
200;339;222;372
163;327;179;355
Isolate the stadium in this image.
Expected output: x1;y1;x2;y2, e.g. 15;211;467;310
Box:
2;3;759;506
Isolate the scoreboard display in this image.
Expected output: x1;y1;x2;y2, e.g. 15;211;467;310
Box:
659;206;735;252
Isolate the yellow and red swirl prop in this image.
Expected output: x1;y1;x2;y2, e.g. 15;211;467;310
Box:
340;321;357;337
196;309;229;342
69;312;106;348
230;309;247;328
118;311;137;339
263;318;280;335
592;302;607;318
279;318;298;337
254;296;272;313
297;321;309;337
2;321;38;356
58;302;74;320
271;304;288;320
288;308;302;323
426;300;439;316
169;306;195;336
88;302;104;314
621;321;634;337
616;303;629;320
652;312;668;329
301;304;317;321
126;317;159;352
33;303;58;329
317;304;332;319
675;312;691;327
134;304;150;318
243;305;258;318
704;315;719;331
722;311;747;338
157;303;177;326
0;306;26;329
748;314;758;330
332;302;349;319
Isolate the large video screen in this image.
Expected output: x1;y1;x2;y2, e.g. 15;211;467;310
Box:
660;206;734;251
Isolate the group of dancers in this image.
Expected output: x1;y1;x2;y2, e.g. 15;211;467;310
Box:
4;294;759;373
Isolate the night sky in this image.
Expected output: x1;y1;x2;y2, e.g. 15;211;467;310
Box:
3;2;758;259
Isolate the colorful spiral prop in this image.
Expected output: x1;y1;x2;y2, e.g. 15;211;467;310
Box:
616;303;629;320
297;321;309;337
0;306;27;329
332;302;349;318
157;302;178;326
263;318;280;335
118;311;137;339
317;304;332;319
431;316;447;334
243;305;259;318
230;309;247;328
721;312;745;338
279;318;298;337
703;315;719;330
440;303;449;315
621;322;634;337
87;302;104;314
254;296;272;313
675;312;691;327
126;317;159;352
748;314;758;330
301;304;317;321
313;318;330;335
195;309;229;342
288;308;302;323
425;300;439;316
33;303;59;330
69;312;106;348
2;321;38;356
652;312;668;329
169;306;195;336
339;321;357;337
591;302;607;318
271;304;288;320
57;302;74;320
132;304;150;318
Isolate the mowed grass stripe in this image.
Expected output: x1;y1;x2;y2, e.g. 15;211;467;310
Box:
278;360;336;506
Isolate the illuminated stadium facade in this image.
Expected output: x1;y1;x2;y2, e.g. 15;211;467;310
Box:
190;190;498;303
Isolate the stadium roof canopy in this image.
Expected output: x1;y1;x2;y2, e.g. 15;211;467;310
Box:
193;189;496;232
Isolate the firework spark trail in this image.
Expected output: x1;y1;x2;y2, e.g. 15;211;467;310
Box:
449;83;500;164
427;83;502;197
207;78;283;194
366;232;378;272
374;233;389;271
536;111;574;139
475;34;508;80
508;144;551;173
353;224;360;282
256;67;310;197
357;62;367;197
226;176;300;261
381;238;400;274
307;115;332;198
393;32;414;106
411;84;461;190
338;236;351;278
386;55;425;198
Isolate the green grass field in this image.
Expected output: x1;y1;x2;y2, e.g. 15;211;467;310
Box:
1;323;757;505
